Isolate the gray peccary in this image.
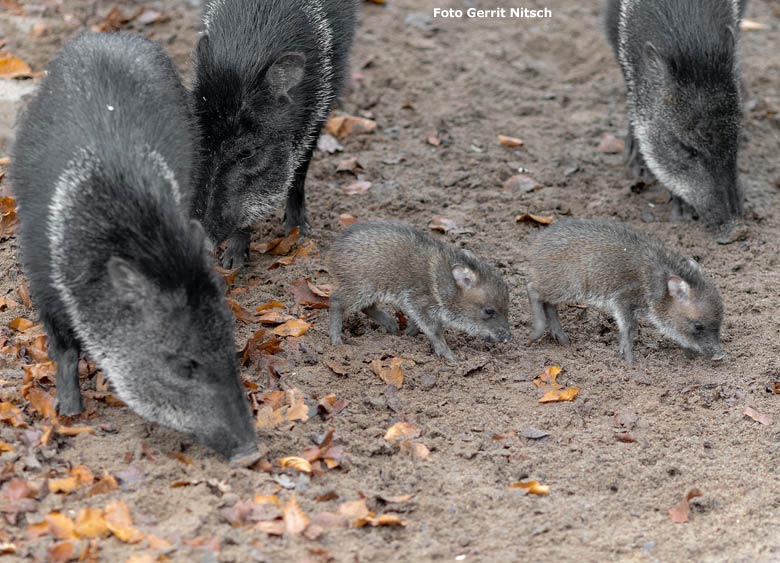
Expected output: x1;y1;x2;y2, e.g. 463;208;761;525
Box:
605;0;745;227
192;0;358;269
10;32;259;465
328;221;512;362
527;219;725;363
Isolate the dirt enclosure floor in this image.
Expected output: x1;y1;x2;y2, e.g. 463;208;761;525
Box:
2;0;780;561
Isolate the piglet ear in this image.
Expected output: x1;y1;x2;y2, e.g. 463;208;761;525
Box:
267;52;306;99
667;275;690;303
108;257;153;304
644;41;669;80
687;258;701;272
196;34;210;60
452;265;477;290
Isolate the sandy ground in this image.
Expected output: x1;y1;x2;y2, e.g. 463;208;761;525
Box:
1;0;780;561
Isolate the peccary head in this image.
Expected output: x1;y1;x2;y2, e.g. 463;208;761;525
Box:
635;35;743;227
438;259;512;344
649;265;724;360
192;34;307;243
101;221;258;464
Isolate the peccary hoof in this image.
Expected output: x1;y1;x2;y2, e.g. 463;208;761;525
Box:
229;447;262;468
55;393;84;417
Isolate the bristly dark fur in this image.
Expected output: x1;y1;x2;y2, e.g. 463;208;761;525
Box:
10;32;258;464
604;0;744;228
192;0;358;269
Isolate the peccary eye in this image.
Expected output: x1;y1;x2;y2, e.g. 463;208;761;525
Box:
237;148;256;161
482;306;496;319
692;321;705;333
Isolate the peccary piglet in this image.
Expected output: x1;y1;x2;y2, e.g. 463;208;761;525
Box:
192;0;357;269
527;219;724;363
605;0;744;227
329;222;512;362
11;33;258;465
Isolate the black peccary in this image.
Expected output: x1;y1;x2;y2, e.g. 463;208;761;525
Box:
605;0;745;228
10;33;259;465
328;221;512;362
192;0;358;269
527;219;725;363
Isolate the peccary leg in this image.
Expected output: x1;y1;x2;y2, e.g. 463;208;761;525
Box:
329;294;345;345
626;124;652;181
49;332;82;415
527;283;548;342
544;303;570;346
362;305;399;335
284;142;316;235
405;317;420;337
221;227;251;270
405;308;455;362
614;308;637;364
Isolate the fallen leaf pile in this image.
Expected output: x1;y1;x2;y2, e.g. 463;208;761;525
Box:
533;365;580;403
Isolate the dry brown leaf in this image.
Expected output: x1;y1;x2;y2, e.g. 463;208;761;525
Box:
26;387;56;420
510;481;550;496
597;133;625;154
668;488;703;523
226;298;256;325
45;512;78;540
104;499;143;543
338;498;370;526
9;317;34;332
498;135;524;148
74;507;108;538
0;441;12;453
255;520;286;535
283;496;309;536
339;214;358;228
255;300;286;312
0;402;27;427
326;115;377;138
504;175;542;193
85;472;118;497
16;280;32;308
0;55;33;79
363;514;406;527
272;318;311;337
740;19;768;31
146;534;173;550
539;387;580;403
400;441;430;460
253;494;280;506
258;311;296;325
0;296;18;311
47;541;75;563
335;157;363;174
533;365;562;388
516;213;554;225
384;421;420;441
278;456;313;474
342;180;372;195
325;361;349;376
286;389;310;422
744;405;772;426
55;425;96;436
428;216;458;233
370;357;406;388
291;278;330;309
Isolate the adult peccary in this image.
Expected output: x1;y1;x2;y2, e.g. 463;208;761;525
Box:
527;219;725;363
605;0;745;228
10;33;259;465
192;0;358;269
328;221;512;362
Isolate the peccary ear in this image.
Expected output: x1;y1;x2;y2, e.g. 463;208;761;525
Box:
667;275;691;303
108;257;154;303
452;265;477;291
687;258;701;272
196;34;210;60
267;52;306;100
